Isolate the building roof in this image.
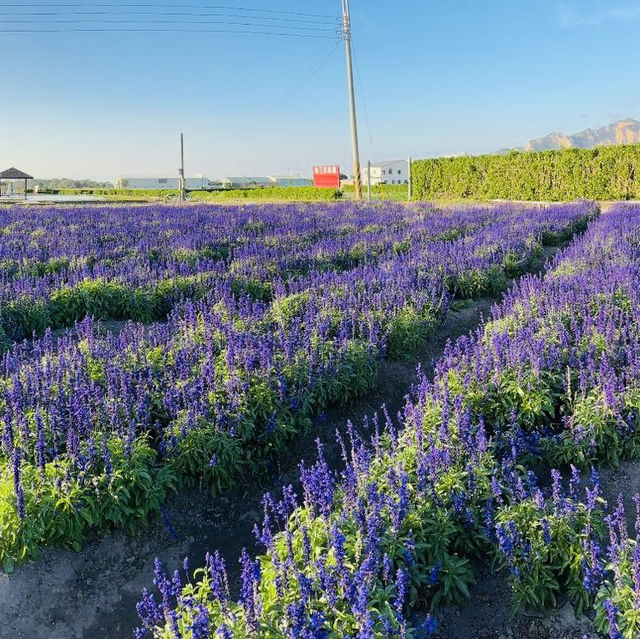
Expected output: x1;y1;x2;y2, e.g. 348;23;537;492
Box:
222;176;275;185
0;167;33;179
269;174;308;180
116;174;204;180
371;160;407;168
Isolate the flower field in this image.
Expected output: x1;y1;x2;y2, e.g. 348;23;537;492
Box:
0;200;609;637
130;203;640;639
0;202;588;346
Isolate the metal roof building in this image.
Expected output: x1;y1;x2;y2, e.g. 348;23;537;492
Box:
220;176;275;188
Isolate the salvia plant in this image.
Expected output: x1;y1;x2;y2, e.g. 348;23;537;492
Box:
128;201;640;638
0;200;596;571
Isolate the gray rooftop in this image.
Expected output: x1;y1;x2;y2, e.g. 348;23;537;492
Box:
0;167;33;179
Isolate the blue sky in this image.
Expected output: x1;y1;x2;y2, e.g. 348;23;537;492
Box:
1;0;639;181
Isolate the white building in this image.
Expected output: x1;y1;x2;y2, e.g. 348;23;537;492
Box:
220;176;275;189
269;175;312;187
362;160;408;186
115;174;313;191
115;175;208;189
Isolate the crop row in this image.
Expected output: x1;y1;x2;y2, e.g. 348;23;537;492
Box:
0;202;594;568
0;202;588;345
138;205;640;638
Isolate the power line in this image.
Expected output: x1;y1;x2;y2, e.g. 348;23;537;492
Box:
0;11;337;23
0;4;338;20
0;27;338;37
0;19;339;32
351;39;376;157
0;4;341;36
238;38;340;130
0;12;338;27
0;9;338;25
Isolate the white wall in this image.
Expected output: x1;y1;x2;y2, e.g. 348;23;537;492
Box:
115;177;206;189
377;160;408;185
362;160;408;186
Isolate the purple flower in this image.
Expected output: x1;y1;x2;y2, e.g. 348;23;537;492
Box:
394;568;409;616
428;562;441;585
603;599;622;639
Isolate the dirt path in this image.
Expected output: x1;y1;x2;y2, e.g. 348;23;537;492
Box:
436;567;598;639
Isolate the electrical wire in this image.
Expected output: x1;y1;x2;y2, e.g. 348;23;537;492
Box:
351;38;376;158
0;4;338;20
0;19;338;33
0;27;339;38
0;4;342;37
238;37;340;130
0;10;338;26
1;14;338;26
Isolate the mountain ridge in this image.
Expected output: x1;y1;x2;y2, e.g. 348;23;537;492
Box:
515;118;640;152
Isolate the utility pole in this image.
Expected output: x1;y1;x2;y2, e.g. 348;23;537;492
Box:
179;133;186;202
367;160;371;202
408;155;412;202
342;0;362;201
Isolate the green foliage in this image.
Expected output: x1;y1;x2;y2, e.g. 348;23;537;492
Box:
453;264;509;299
165;425;246;495
544;387;640;468
188;187;342;202
412;145;640;201
271;291;312;325
386;305;438;359
172;244;230;265
38;188;180;198
494;498;602;614
342;183;409;201
0;436;176;565
488;368;560;431
49;279;132;325
595;542;640;638
0;297;49;340
0;274;221;346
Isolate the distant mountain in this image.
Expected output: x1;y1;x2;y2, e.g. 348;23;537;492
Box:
521;118;640;152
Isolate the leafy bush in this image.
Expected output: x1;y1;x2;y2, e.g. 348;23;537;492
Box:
188;187;342;201
412;144;640;201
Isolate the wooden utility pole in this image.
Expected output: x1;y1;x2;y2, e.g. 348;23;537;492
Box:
179;133;186;202
342;0;362;200
408;155;412;202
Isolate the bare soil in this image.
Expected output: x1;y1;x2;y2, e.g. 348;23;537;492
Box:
436;571;598;639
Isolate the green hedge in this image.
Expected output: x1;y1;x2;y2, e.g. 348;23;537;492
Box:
36;186;342;201
342;183;409;200
411;144;640;201
37;188;180;197
188;186;342;201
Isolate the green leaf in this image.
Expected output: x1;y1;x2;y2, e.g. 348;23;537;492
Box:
3;556;14;573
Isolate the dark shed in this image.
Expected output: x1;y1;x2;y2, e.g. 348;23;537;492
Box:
0;167;33;200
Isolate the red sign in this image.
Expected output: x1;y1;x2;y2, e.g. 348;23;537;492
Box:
313;164;340;188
